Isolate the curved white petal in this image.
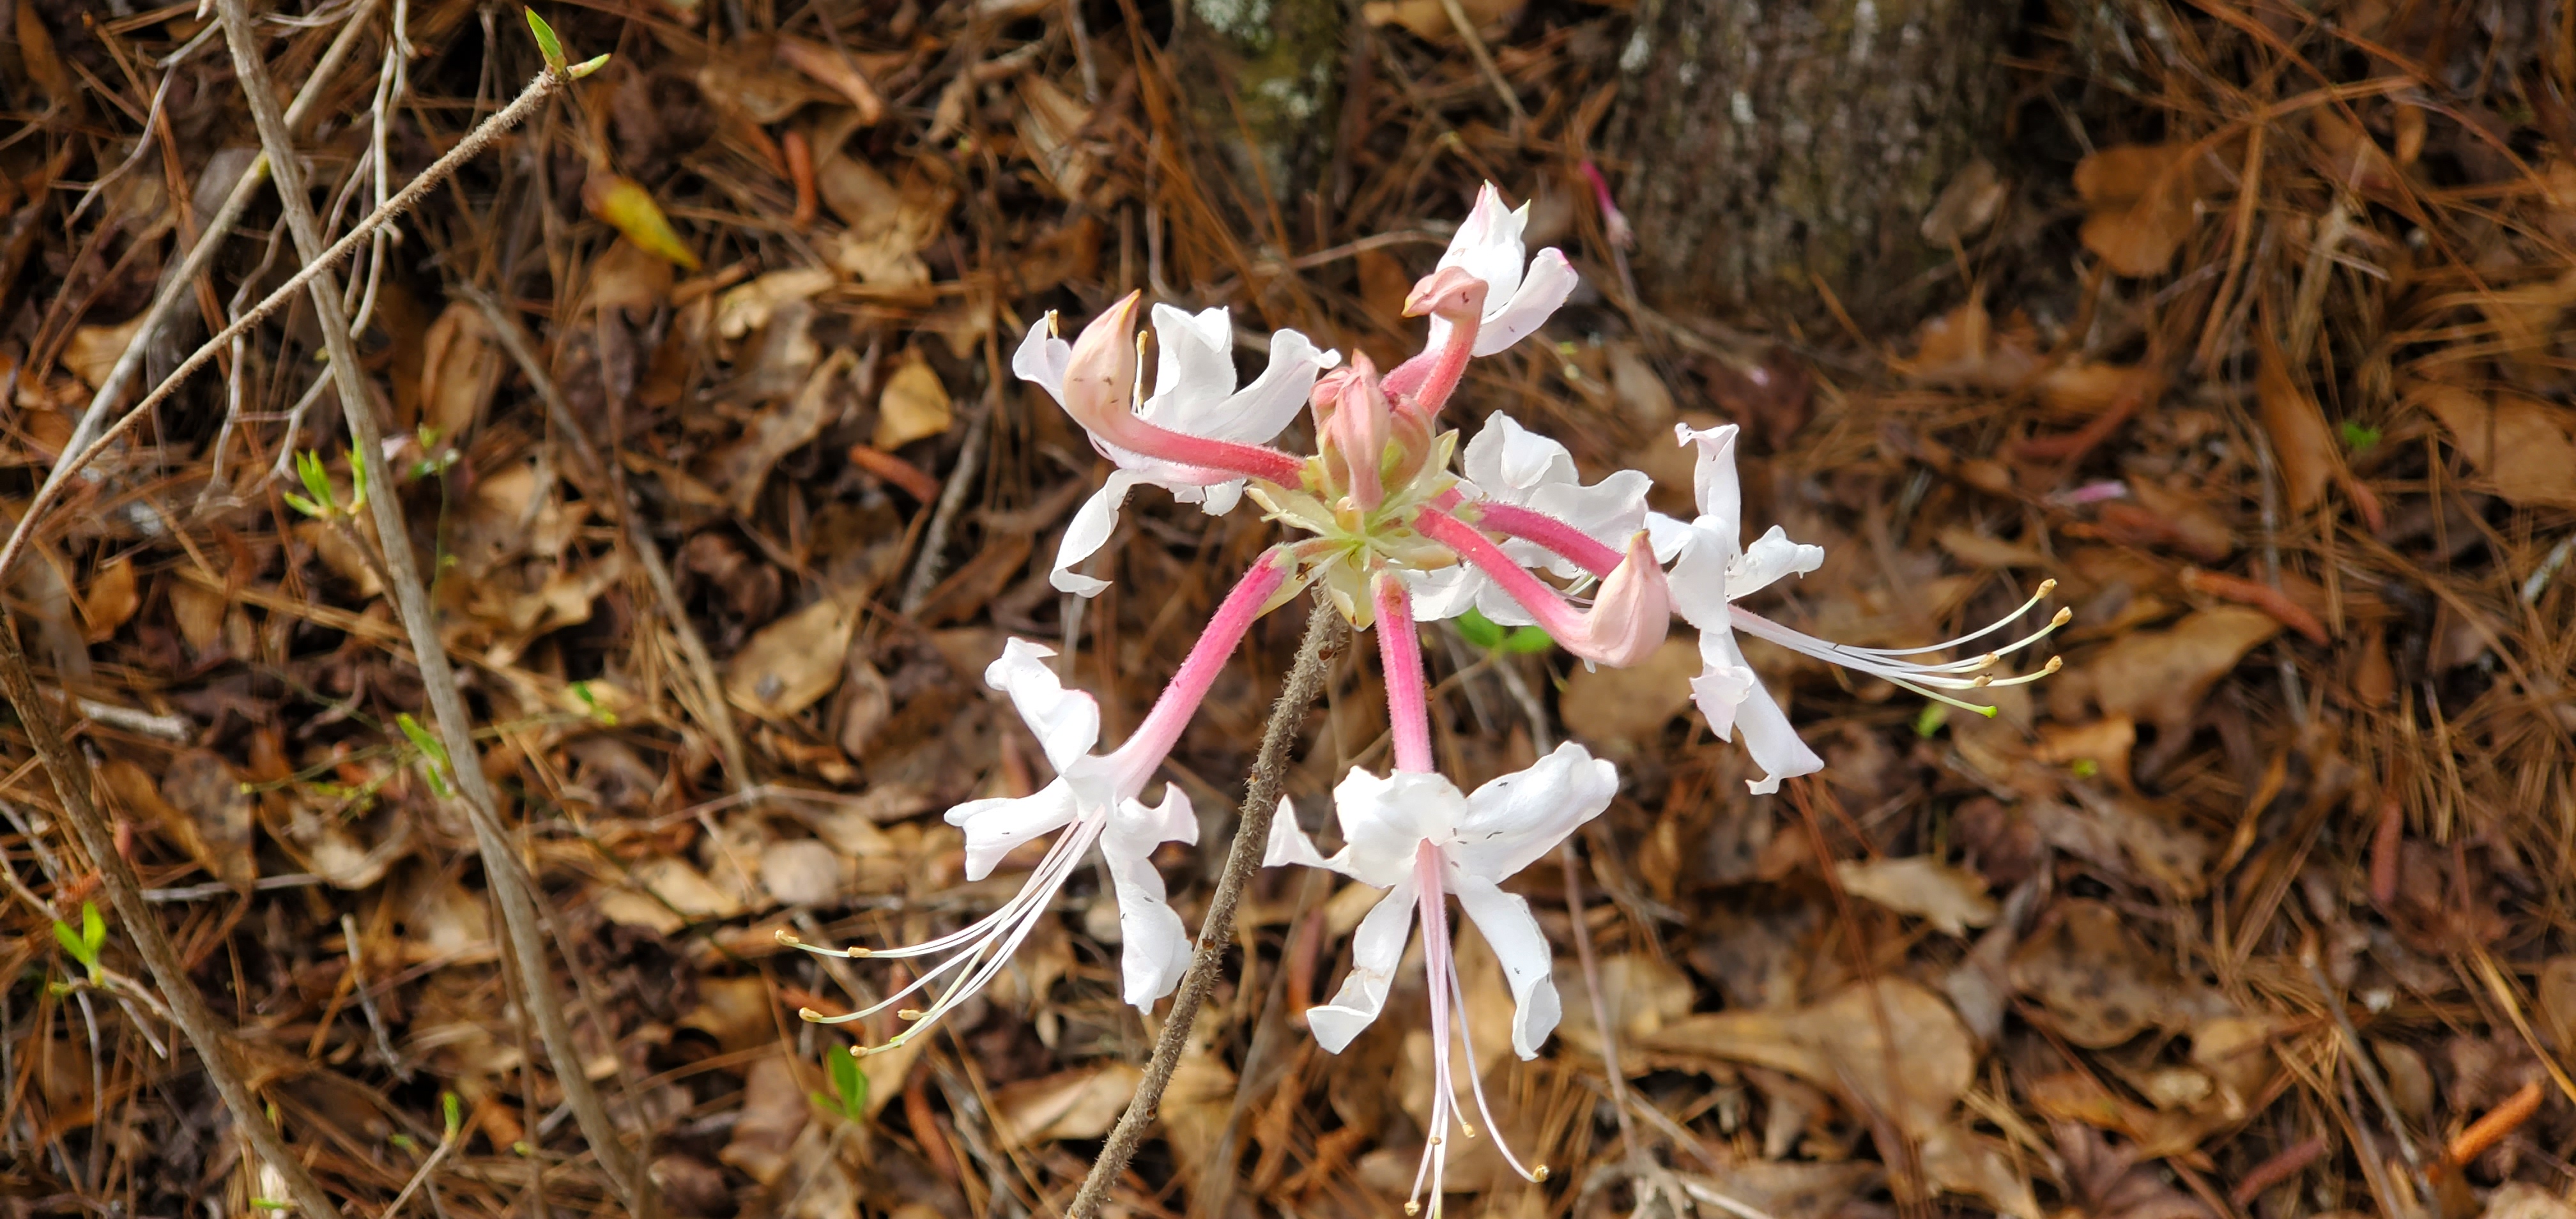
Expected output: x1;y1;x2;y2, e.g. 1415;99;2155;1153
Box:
1148;304;1237;420
1664;529;1735;632
1052;471;1142;596
1438;185;1530;307
1307;875;1420;1053
1011;316;1071;406
1451;875;1562;1059
1471;247;1577;356
1675;421;1744;548
1330;769;1464;889
1521;468;1652;578
1203;328;1339;446
1728;525;1825;599
1101;786;1198;1007
1696;627;1821;793
1464;412;1576;496
984;640;1101;771
1264;796;1351;873
1197;479;1245;516
946;780;1083;880
1688;627;1757;741
1644;512;1697;565
1446;742;1618;882
1404;565;1487;624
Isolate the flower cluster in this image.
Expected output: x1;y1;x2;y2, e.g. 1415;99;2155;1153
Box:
786;185;2066;1213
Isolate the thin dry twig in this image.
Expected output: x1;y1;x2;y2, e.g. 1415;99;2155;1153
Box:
1064;597;1342;1219
208;3;641;1204
0;615;347;1219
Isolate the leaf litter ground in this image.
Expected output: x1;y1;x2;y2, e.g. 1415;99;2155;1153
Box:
3;3;2575;1219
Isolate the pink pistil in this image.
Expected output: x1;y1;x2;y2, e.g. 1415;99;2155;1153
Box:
1374;574;1435;774
1383;269;1487;415
1471;502;1621;578
1108;548;1291;791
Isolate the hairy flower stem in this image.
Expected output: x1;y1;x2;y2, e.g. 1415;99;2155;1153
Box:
0;57;561;586
0;618;348;1219
1064;598;1343;1219
210;3;641;1205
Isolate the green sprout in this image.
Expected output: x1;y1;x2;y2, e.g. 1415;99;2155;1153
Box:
396;713;454;797
1912;702;1950;739
811;1046;870;1122
281;448;369;520
1455;608;1554;656
2340;420;2382;452
50;900;107;985
525;9;611;79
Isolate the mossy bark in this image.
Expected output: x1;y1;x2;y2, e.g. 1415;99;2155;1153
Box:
1615;0;2016;326
1168;0;1345;226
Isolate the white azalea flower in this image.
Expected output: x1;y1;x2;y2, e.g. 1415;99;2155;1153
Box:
1266;744;1618;1209
787;639;1195;1045
1664;422;2067;794
1422;184;1578;359
1015;303;1338;595
1409;411;1650;626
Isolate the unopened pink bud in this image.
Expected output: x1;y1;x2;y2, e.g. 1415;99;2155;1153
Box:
1571;532;1670;667
1063;291;1143;437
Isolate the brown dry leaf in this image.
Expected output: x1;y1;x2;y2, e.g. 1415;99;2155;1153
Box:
160;751;258;891
166;579;227;656
2052;1121;2212;1219
2030;717;2136;786
2010;899;2202;1047
1920;157;2006;244
62;314;143;391
2073;142;2209;276
2038;361;2164;417
1553;951;1696;1052
597;856;745;933
1606;342;1676;428
726;596;857;719
774;36;883;122
418;301;503;440
2120;479;2236;564
2255;333;2337;515
296;519;385;599
588;237;675;318
1896;297;2039;388
80;558;137;641
680;975;774;1052
758;838;842;907
714;268;836;341
100;758;229;889
1918;1124;2043;1219
2057;606;2280;735
717;1057;809;1184
1014;75;1095;201
2539;956;2576;1052
582;171;699;272
696;40;832;124
873;349;952;450
1833;856;1997;936
1641;978;1974;1136
1561;636;1698;747
2312;111;2399;194
994;1064;1146;1146
1361;0;1515;42
2411;381;2576;509
15;3;75;107
708;348;853;514
1936;527;2051;569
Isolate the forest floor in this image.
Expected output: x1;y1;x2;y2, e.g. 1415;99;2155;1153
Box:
4;2;2576;1219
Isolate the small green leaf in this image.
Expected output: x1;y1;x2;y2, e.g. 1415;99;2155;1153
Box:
2340;420;2382;452
569;52;612;79
523;8;567;74
442;1091;463;1138
282;492;324;519
829;1047;868;1120
396;714;454;797
1455;608;1505;650
81;901;104;954
1499;625;1554;655
1912;703;1950;739
250;1200;291;1211
51;920;89;968
2069;758;2100;779
297;450;335;510
346;447;370;509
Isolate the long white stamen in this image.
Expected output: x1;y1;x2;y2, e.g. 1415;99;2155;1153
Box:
1818;581;2060;658
1728;603;2069;696
780;820;1104;1046
1441;929;1545;1183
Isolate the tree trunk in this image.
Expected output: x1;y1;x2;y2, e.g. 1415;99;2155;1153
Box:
1616;0;2017;326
